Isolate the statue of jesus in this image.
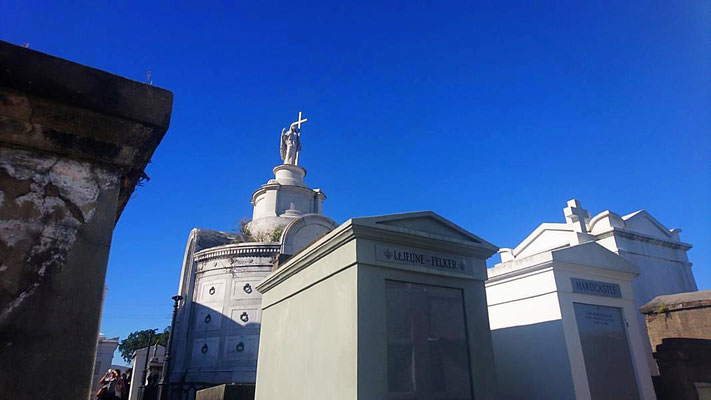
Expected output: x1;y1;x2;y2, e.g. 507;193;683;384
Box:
280;112;307;165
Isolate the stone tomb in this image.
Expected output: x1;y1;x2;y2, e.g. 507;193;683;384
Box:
487;241;656;400
498;198;697;375
254;212;499;400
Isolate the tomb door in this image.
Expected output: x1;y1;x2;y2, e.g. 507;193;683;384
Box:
385;280;473;400
573;302;640;400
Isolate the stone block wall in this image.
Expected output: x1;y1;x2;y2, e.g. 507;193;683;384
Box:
645;306;711;351
641;290;711;352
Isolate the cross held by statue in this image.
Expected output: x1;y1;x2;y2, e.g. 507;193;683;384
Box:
291;111;308;130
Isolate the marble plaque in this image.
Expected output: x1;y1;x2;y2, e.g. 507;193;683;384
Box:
229;306;262;328
231;279;260;300
573;303;640;400
195;307;223;332
224;335;259;361
376;244;471;275
571;278;621;298
199;280;225;303
385;280;472;399
191;337;220;368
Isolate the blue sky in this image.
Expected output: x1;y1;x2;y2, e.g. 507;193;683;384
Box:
3;1;709;346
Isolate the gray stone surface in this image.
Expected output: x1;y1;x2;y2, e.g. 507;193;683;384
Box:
0;40;172;400
255;211;499;400
196;384;255;400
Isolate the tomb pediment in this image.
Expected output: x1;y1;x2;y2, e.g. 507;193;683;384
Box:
552;241;639;275
351;211;496;249
622;210;675;241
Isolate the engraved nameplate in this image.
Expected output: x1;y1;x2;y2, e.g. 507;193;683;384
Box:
571;278;622;298
375;244;470;274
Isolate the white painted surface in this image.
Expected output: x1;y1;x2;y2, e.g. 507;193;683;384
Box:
248;164;325;239
256;212;499;400
486;242;657;400
493;198;696;374
488;291;562;330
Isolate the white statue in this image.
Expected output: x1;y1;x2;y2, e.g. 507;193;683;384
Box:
280;112;307;165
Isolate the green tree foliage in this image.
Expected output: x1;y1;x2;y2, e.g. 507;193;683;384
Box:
117;327;170;363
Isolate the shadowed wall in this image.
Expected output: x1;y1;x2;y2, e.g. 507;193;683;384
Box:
0;40;172;400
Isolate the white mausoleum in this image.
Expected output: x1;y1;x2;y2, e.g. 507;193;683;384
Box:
487;199;697;399
498;199;695;370
168;114;336;399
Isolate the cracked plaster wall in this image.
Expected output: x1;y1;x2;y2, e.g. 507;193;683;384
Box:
0;147;119;321
0;40;172;400
0;146;121;400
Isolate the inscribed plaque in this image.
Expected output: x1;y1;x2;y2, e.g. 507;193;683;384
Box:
385;280;473;399
571;278;621;298
376;244;471;275
573;303;640;400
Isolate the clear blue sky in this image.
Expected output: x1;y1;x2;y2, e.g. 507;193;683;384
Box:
3;1;709;345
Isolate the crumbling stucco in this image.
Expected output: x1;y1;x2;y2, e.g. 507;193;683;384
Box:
0;147;119;321
0;40;173;400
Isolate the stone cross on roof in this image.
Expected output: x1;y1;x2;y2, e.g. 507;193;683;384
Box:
563;199;591;233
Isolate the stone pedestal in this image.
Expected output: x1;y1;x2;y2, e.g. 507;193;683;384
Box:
272;164;306;187
248;164;325;240
0;40;172;400
254;212;499;400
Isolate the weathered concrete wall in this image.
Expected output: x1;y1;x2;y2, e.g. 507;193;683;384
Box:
0;148;119;317
0;147;120;399
0;40;172;400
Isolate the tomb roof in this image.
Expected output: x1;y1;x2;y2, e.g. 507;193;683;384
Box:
640;290;711;314
350;211;497;251
497;198;690;262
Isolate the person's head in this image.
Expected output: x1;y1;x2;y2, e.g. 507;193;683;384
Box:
113;368;121;377
126;368;132;376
